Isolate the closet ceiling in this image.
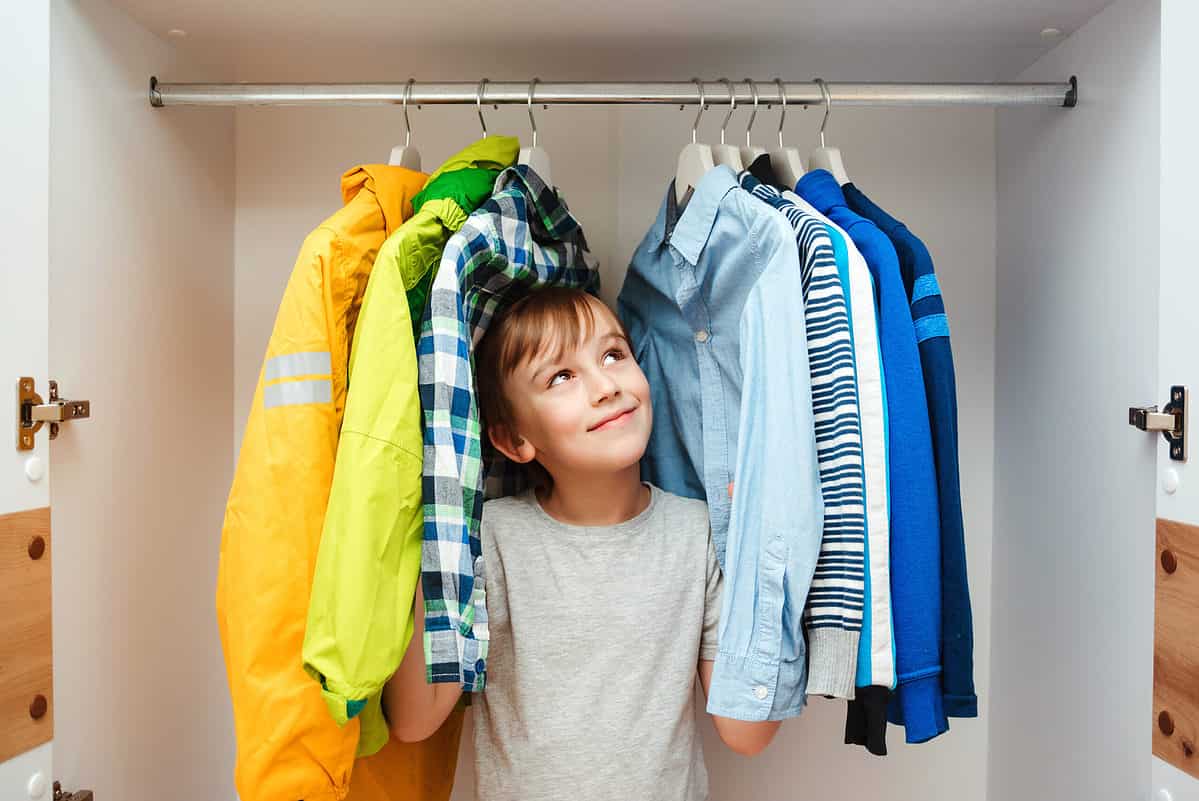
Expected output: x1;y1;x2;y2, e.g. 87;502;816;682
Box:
112;0;1110;77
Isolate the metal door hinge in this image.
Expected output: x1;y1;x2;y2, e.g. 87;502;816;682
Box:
17;377;91;451
1129;385;1187;462
53;782;93;801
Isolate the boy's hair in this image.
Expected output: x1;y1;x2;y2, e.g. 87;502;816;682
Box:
475;287;632;439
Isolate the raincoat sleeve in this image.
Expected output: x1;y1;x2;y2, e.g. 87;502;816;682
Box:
217;233;361;801
302;227;427;752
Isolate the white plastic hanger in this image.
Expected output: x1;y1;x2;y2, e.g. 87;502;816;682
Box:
766;78;805;190
711;78;744;172
808;78;851;185
675;78;715;205
518;78;553;188
387;79;422;170
739;78;766;166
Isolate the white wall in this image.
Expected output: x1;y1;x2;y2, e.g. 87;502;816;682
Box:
991;1;1160;799
48;1;236;798
233;55;998;801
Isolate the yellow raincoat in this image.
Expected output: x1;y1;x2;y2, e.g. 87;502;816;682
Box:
217;164;463;801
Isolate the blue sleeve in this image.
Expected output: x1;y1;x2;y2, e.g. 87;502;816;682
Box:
856;227;946;743
705;217;824;722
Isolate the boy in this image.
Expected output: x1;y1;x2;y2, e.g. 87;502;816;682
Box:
384;287;781;801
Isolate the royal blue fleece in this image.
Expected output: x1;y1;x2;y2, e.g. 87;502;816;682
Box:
844;182;977;719
796;169;947;744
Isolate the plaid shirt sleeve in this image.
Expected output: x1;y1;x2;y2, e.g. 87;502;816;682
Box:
418;228;490;690
419;166;600;689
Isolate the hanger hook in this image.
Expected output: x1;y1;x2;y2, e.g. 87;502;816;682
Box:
742;78;759;148
718;77;735;146
402;78;415;148
774;78;787;148
687;78;707;145
815;78;832;148
476;78;490;138
526;77;541;149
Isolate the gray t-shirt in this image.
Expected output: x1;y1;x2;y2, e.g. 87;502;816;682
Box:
473;483;723;801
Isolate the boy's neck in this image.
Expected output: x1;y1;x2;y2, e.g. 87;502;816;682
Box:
536;465;649;527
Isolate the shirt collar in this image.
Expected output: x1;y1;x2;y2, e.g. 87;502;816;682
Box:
667;165;739;265
747;153;785;189
782;190;823;220
795;168;848;216
341;164;427;237
427;136;519;184
843;182;907;237
740;170;795;214
739;170;784;200
413;167;501;217
494;164;582;242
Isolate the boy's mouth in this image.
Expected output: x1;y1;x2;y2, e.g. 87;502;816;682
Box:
588;406;637;432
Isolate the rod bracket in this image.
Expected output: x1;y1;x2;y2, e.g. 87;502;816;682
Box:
149;76;163;108
1063;75;1078;108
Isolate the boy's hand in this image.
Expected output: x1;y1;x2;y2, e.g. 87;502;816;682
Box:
697;660;781;756
382;583;464;742
728;482;734;499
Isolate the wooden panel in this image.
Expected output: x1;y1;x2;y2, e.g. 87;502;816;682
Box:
0;507;53;762
1155;517;1199;777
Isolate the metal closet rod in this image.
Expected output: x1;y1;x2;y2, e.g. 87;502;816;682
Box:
149;76;1078;108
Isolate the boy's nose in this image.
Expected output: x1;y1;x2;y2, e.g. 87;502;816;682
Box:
588;372;621;403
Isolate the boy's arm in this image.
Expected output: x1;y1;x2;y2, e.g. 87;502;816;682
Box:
698;660;782;756
383;582;464;742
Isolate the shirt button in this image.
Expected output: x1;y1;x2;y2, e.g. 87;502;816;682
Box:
753;685;768;700
694;330;710;343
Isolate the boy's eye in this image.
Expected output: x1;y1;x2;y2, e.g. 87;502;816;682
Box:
548;370;571;388
603;349;625;366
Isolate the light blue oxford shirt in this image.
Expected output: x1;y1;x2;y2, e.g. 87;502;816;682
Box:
617;166;824;721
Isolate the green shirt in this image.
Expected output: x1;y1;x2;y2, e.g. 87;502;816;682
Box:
302;136;519;756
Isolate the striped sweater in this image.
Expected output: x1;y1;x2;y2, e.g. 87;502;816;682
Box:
739;172;865;698
785;189;897;695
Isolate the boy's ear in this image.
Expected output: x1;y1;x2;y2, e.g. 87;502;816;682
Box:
488;423;537;464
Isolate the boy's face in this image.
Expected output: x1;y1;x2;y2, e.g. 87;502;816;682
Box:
495;298;653;480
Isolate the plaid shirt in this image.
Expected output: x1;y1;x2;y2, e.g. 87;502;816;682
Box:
419;165;600;690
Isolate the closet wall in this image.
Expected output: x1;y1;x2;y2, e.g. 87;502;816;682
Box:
992;0;1160;798
232;54;997;801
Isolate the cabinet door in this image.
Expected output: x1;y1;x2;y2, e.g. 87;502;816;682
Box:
0;4;53;801
1151;2;1199;799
